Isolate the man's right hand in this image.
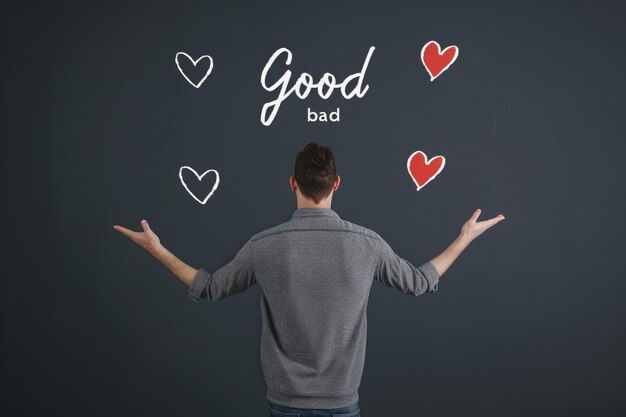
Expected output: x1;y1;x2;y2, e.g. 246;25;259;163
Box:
113;219;163;256
113;219;198;286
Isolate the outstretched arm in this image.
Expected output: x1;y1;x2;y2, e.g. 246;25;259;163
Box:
113;219;198;286
375;209;506;296
429;209;505;277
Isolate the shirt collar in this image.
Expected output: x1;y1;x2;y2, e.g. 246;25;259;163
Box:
291;207;341;220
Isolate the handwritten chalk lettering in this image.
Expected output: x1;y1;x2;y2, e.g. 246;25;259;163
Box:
307;108;340;122
260;46;375;126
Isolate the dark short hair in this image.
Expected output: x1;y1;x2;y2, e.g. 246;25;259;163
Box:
294;142;337;203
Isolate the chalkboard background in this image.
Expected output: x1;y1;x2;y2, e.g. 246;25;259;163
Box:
2;1;625;416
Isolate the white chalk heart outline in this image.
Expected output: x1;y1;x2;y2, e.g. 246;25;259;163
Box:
175;52;214;88
179;166;220;205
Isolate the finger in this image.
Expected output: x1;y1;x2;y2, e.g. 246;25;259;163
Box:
140;219;151;233
478;214;505;229
113;225;140;240
469;208;481;222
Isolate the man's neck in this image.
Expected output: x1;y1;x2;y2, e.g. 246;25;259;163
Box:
297;202;332;209
296;195;332;209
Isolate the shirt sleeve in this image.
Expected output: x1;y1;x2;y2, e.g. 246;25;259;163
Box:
187;239;256;302
374;235;440;296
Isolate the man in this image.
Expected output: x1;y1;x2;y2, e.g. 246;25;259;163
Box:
114;142;505;417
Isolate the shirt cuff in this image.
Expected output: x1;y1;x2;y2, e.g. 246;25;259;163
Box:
187;268;211;303
419;261;440;293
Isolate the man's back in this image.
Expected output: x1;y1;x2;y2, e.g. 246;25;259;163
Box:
188;207;440;409
115;142;505;413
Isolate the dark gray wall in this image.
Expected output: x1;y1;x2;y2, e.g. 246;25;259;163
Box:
2;1;624;416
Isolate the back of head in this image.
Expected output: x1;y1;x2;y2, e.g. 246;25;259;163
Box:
294;142;337;204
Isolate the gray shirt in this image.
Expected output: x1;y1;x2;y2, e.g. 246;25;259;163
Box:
187;207;440;409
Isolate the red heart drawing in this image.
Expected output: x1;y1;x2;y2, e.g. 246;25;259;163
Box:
420;40;459;81
407;150;446;191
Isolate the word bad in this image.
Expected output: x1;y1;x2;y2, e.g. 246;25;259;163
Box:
307;108;340;122
260;46;375;126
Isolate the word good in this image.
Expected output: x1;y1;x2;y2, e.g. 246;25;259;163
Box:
260;46;375;126
307;108;340;122
179;166;220;204
420;41;458;81
407;150;446;191
175;52;214;88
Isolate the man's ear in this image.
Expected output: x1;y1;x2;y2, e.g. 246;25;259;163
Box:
289;176;297;192
333;175;341;191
